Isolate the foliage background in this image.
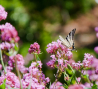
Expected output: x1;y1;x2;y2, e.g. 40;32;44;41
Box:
0;0;98;83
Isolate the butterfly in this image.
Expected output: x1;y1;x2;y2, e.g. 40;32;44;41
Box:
59;28;76;51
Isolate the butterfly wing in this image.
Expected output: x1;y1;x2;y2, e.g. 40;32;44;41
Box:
66;28;76;46
59;28;76;49
59;35;71;48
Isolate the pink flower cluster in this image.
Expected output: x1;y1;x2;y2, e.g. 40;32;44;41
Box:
22;62;50;89
46;40;93;71
46;40;73;70
0;23;20;42
9;54;28;73
68;84;84;89
82;57;98;88
50;82;65;89
0;72;20;88
1;54;50;89
0;42;14;51
0;5;7;21
94;27;98;54
46;40;68;54
28;42;41;54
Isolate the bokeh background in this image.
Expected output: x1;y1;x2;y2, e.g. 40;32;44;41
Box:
0;0;98;83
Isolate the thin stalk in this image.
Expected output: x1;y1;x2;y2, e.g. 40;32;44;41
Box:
34;54;37;62
53;69;62;89
68;64;79;84
0;48;6;73
15;57;23;89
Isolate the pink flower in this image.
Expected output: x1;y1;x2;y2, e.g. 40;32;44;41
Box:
0;42;14;51
0;23;20;42
9;54;24;71
28;42;40;54
37;61;42;68
50;81;65;89
45;77;50;83
72;62;83;70
66;51;73;59
95;27;98;32
19;66;28;73
83;53;93;67
5;72;20;88
76;77;81;83
94;46;98;54
96;33;98;38
58;58;64;66
0;75;5;85
0;5;7;21
0;64;2;70
6;66;13;72
68;84;83;89
47;60;55;68
46;40;67;54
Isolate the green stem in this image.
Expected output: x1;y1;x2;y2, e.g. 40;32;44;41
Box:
15;57;23;89
68;64;79;84
0;48;6;73
53;69;62;88
34;54;37;62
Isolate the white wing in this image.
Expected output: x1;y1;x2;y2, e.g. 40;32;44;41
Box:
59;35;71;48
59;28;76;49
66;28;76;47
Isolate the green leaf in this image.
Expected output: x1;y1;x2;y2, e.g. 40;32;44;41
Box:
0;79;6;89
14;43;19;52
63;83;68;89
35;54;41;61
49;82;51;89
92;84;97;89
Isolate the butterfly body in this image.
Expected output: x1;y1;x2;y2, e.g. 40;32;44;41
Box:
59;28;76;51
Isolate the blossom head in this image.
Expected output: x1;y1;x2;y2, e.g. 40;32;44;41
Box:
96;33;98;38
0;42;14;51
95;27;98;32
0;64;2;70
50;82;65;89
0;23;20;42
5;72;20;88
94;46;98;54
9;54;25;72
0;5;7;21
68;84;83;89
28;42;40;54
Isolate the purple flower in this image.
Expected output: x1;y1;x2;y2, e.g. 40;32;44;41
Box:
95;27;98;32
94;46;98;54
0;5;7;21
28;42;40;54
0;23;20;42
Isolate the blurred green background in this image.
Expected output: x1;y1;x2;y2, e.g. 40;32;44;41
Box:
0;0;98;83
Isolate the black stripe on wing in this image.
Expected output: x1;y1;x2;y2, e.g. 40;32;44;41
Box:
66;28;76;40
